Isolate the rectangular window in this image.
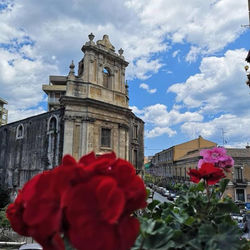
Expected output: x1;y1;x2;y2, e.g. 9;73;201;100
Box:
133;149;138;168
235;167;243;181
101;128;111;147
55;92;61;98
73;124;80;159
133;125;138;139
236;189;245;202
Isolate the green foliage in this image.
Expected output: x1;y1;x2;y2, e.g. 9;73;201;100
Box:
0;188;10;209
0;206;11;232
134;179;250;250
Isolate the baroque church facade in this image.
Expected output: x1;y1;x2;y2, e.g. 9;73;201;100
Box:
0;34;144;190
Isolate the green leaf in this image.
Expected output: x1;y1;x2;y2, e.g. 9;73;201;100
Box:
196;181;205;192
184;216;195;226
216;200;239;214
199;224;215;241
146;188;151;198
219;179;230;194
148;200;161;211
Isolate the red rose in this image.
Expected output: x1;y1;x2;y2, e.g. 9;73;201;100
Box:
6;171;64;250
188;162;225;185
61;152;147;250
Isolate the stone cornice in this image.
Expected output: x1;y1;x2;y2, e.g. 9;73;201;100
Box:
60;96;131;115
63;114;96;123
82;44;129;67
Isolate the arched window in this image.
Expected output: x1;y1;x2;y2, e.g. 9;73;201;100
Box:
47;115;59;168
16;124;24;139
103;67;111;89
47;116;58;133
49;117;57;132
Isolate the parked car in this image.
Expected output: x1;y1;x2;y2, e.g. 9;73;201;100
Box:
19;243;42;250
156;186;164;193
167;192;176;201
161;189;170;197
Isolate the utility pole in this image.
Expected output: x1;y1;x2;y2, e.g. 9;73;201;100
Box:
221;128;226;147
242;0;250;28
244;1;250;87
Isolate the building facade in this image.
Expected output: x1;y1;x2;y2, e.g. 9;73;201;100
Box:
149;137;250;202
0;109;64;189
175;147;250;202
0;34;144;190
0;97;8;126
150;136;216;178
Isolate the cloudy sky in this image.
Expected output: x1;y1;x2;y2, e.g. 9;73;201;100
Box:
0;0;249;156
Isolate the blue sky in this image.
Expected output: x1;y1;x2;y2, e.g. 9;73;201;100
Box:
0;0;249;156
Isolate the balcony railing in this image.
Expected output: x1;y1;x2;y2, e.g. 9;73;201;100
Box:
48;97;60;104
233;178;248;186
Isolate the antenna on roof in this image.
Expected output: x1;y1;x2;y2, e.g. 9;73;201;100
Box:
242;0;250;27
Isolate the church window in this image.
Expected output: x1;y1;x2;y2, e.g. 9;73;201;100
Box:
48;116;58;133
16;124;24;139
49;117;57;133
47;116;59;168
103;68;109;74
133;125;138;139
133;149;138;168
101;128;111;148
103;67;111;89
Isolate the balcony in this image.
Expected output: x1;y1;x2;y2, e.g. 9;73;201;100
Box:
0;107;7;114
233;178;248;187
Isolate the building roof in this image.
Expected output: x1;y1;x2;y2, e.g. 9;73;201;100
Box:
226;148;250;158
178;149;201;161
49;75;67;85
174;135;216;148
0;97;8;104
178;147;250;161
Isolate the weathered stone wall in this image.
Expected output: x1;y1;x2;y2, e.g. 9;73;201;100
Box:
129;113;144;174
0;109;64;189
61;96;144;166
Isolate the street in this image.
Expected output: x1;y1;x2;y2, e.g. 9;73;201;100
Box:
148;188;171;203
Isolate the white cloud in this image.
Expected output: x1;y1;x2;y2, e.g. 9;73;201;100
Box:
127;58;164;80
145;127;176;138
0;47;59;121
172;49;180;58
185;46;202;63
130;105;144;115
139;83;157;94
168;49;248;115
133;103;203;138
166;48;250;147
181;114;250;147
0;0;248;122
139;104;203;127
7;106;46;123
126;0;247;55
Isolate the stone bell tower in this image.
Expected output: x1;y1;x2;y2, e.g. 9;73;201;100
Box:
60;34;140;161
65;33;129;108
